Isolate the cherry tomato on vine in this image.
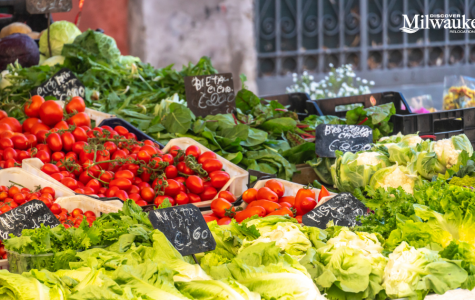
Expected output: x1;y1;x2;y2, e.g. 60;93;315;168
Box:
24;95;45;118
185;176;204;194
164;179;180;196
209;171;230;189
202;159;223;173
197;151;217;164
67;112;91;128
185;145;201;158
65;96;86;114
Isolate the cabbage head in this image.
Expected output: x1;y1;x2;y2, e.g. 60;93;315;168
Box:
331;151;391;193
62;29;121;63
39;20;81;57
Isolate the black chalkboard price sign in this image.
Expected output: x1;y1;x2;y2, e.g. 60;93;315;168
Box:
315;124;373;158
26;0;73;14
184;73;235;117
148;204;216;256
302;193;367;229
31;68;85;101
0;200;60;239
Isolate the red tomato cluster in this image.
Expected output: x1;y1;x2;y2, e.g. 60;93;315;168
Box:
205;180;331;224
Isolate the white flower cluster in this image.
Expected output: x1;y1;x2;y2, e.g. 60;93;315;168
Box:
286;64;375;108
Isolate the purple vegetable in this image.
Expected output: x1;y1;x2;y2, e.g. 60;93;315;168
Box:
0;33;39;71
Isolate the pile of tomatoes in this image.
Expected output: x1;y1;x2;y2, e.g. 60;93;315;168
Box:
0;183;97;227
0;95;233;207
205;180;331;224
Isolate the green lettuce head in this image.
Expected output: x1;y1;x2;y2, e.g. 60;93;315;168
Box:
331;150;392;193
432;134;474;169
370;164;419;194
383;242;467;299
382;133;426;165
39;20;81;57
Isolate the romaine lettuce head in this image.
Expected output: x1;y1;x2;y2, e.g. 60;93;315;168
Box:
382;241;467;299
39;21;81;57
0;269;64;300
433;134;474;169
370;165;419;194
331;150;391;193
175;279;261;300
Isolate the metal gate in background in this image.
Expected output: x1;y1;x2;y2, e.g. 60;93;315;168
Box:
256;0;475;96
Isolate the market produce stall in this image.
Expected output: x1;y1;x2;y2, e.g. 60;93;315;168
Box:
2;13;475;300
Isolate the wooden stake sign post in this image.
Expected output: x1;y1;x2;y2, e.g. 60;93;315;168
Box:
148;204;216;264
26;0;73;58
184;73;236;117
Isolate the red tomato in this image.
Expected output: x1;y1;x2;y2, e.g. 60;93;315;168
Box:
67;112;91;128
46;132;63;152
41;187;55;198
202;159;223;173
203;214;219;223
82;187;95;195
31;123;51;136
279;196;296;206
99;171;114;183
154;195;175;206
71;208;83;218
54;120;69;130
0;117;21;132
0;123;11;133
72;127;88;142
211;198;233;218
174;191;189;205
209;171;230;189
115;170;134;180
0;138;13;150
185;176;204;194
168;145;181;157
112;149;127;160
114;126;129;136
65;97;86;113
39;101;63;126
218;191;237;203
60;132;75;152
265;179;285;198
177;161;194;175
295;215;303;223
0;110;6;120
110;178;132;191
35;150;51;163
52;151;65;162
280;202;293;209
13;193;26;205
72;141;88;155
164;179;180;196
199;186;218;201
41;163;60;175
234;206;266;223
0;205;12;213
267;207;294;217
137;150;151;163
50;203;62;214
257;187;278;202
51;172;64;182
3;148;17;160
295;187;316;216
140;145;157;156
248;200;281;214
24;95;44;118
61;177;78;191
129;185;140;194
197;151;217;164
8;186;20;197
104;141;117;153
185;145;201;158
22;118;42;133
317;186;331;202
188;193;201;203
126;133;136;140
164;165;178;179
86;179;102;193
217;217;232;225
300;197;317;214
24;133;37;148
175;176;186;184
140;187;155;203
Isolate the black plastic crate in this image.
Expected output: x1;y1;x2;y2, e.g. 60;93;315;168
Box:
261;92;311;120
99;118;164;148
392;108;475;148
306;91;412;117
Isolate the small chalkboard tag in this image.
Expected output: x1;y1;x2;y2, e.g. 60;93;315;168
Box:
148;204;216;256
27;0;73;14
184;73;235;117
315;124;373;158
302;193;367;229
31;68;85;101
0;200;60;239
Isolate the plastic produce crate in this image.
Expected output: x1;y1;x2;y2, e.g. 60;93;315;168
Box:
54;195;123;216
98;117;165;148
261;92;310;120
392;107;475;148
21;158;75;195
306;91;412;117
55;100;114;126
162;137;249;208
0;167;74;198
